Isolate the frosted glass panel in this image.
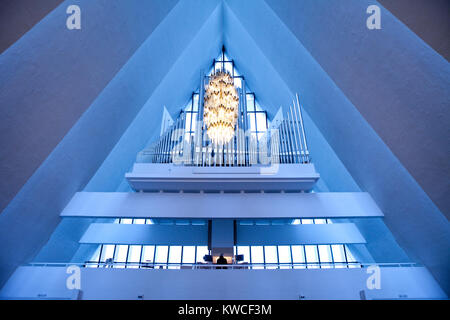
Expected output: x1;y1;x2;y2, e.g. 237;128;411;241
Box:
155;246;169;264
264;246;277;269
318;245;332;268
224;61;233;75
141;245;155;264
255;112;267;131
127;245;141;268
247;114;256;131
196;246;209;263
237;246;250;263
185;113;192;132
251;246;264;269
182;246;195;264
90;245;101;263
278;246;292;263
305;245;319;268
291;245;305;263
246;94;255;111
331;245;346;263
193;94;199;111
234;77;242;88
114;245;129;268
100;244;115;262
168;246;182;269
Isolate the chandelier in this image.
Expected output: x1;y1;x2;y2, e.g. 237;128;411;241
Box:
203;71;239;144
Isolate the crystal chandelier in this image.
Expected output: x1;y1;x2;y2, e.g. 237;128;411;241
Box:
203;71;239;144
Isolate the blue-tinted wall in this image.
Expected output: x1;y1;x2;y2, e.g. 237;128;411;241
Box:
0;0;448;295
0;0;221;287
223;0;449;292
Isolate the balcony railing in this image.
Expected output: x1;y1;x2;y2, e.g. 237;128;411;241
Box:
27;261;419;270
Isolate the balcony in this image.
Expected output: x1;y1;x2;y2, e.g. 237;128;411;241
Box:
0;263;445;300
127;95;319;192
126;163;319;192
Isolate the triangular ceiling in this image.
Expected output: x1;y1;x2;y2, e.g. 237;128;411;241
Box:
0;0;448;293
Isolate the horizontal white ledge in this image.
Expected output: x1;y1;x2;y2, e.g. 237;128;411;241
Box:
80;224;208;245
125;163;320;191
237;223;366;245
61;192;383;219
2;266;446;300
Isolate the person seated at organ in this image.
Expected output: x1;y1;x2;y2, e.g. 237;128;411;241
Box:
216;254;228;269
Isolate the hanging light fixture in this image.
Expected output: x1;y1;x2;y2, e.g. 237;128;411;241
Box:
203;71;239;145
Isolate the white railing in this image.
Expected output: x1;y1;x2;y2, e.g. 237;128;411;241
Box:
27;261;420;269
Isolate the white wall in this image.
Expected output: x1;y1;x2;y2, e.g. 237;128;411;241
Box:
1;266;446;300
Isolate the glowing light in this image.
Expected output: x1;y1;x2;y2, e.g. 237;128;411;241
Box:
203;71;239;144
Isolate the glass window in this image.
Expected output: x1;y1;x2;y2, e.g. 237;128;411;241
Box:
246;94;255;111
87;245;101;268
185;113;192;132
193;94;199;111
237;246;250;264
114;245;129;268
190;113;197;131
145;219;154;224
345;245;357;262
90;245;101;263
155;246;169;267
182;246;196;264
314;219;327;224
100;244;115;262
214;62;222;73
224;61;233;75
251;246;264;269
318;245;333;268
196;246;210;263
141;245;155;264
301;219;314;224
264;246;278;269
270;219;285;226
121;219;133;224
191;220;206;226
175;219;190;226
168;246;182;269
331;244;346;268
278;246;292;267
345;245;360;268
127;245;142;268
305;245;319;268
234;77;242;89
133;219;145;224
291;245;306;268
247;114;256;131
255;112;267;131
291;219;301;225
